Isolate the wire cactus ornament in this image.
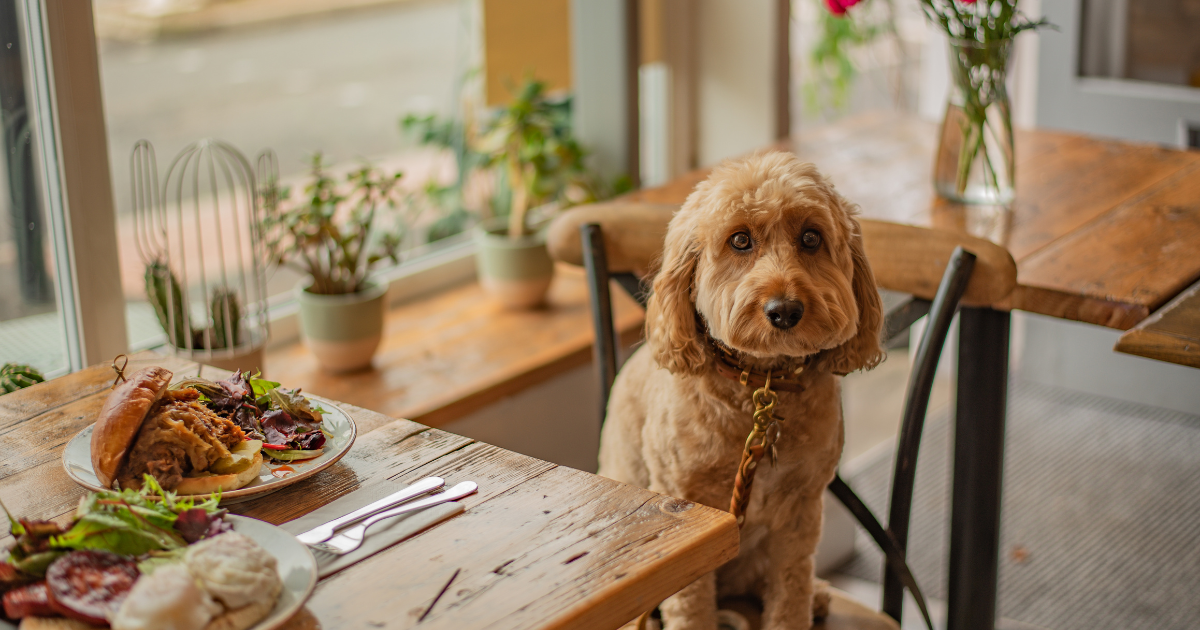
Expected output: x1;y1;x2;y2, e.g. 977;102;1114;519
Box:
131;139;270;371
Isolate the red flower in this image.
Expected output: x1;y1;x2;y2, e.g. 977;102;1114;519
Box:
824;0;862;15
958;0;978;3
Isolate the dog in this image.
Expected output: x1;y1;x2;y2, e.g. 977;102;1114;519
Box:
598;151;884;630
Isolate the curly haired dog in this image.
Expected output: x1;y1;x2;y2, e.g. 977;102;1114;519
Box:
598;152;884;630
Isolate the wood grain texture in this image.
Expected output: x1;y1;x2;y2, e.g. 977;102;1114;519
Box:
1116;279;1200;368
619;111;1200;329
265;264;644;428
547;202;678;274
1011;162;1200;328
860;220;1016;307
0;360;740;630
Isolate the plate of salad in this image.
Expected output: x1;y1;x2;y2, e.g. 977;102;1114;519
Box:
62;370;356;504
0;478;316;629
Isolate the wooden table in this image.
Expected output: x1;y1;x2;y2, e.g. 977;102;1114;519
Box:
0;352;738;630
1115;279;1200;368
623;111;1200;630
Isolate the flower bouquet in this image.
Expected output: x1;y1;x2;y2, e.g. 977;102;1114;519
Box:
826;0;1048;204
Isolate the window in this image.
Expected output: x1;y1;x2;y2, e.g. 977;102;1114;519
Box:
1;0;76;375
94;1;483;351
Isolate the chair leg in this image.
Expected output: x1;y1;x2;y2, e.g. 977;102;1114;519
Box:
946;307;1009;630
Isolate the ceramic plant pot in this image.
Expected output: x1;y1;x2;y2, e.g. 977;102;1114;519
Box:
474;219;554;309
297;281;387;373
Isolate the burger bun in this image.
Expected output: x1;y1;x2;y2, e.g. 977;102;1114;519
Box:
90;367;172;488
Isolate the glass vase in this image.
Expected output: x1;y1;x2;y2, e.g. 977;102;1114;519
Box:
934;37;1015;205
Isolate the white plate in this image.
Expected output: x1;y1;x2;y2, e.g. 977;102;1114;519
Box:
62;394;356;504
0;516;318;630
227;514;319;630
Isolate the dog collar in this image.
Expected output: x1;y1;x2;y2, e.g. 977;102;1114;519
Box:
709;341;809;393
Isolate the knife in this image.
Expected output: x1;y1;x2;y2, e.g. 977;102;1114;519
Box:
295;476;445;544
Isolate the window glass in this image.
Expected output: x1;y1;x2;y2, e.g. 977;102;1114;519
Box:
0;0;71;376
94;1;477;350
1080;0;1200;88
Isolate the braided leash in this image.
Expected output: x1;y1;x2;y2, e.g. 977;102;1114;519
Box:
729;370;783;527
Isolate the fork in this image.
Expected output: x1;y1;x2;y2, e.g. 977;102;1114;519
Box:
295;476;445;545
308;481;478;559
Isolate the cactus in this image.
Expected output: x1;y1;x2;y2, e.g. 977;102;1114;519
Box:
144;259;189;348
209;286;242;350
1;363;45;394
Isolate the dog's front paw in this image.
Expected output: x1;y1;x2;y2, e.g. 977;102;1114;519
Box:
812;579;831;621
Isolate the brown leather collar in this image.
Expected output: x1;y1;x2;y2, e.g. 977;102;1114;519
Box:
706;336;812;393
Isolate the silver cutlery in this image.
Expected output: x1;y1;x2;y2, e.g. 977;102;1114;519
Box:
309;481;478;558
295;476;445;544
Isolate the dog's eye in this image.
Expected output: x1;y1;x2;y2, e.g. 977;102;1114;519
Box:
729;232;753;251
800;230;821;250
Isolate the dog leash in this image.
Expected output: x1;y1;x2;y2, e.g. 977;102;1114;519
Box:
730;369;783;525
721;353;935;630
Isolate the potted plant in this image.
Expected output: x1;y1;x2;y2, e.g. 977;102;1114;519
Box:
474;81;606;308
260;154;408;372
404;80;615;309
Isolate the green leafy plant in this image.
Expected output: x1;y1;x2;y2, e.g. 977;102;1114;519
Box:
0;363;44;394
259;154;411;295
480;80;604;238
915;0;1049;197
401;110;488;242
402;78;621;241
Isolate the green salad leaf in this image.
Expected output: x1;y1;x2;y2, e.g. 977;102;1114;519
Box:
266;387;322;423
48;476;222;556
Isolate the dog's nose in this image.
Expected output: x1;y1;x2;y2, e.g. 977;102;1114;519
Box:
764;298;804;330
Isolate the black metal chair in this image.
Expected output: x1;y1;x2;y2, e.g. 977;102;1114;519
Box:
547;203;1013;628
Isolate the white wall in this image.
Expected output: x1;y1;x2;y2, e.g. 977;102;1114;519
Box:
441;362;602;472
1014;312;1200;416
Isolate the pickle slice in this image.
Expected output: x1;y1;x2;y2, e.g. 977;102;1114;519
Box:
209;439;263;474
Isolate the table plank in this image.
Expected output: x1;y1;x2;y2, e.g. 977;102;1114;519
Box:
1010;162;1200;328
1115;279;1200;368
299;464;736;630
0;354;196;429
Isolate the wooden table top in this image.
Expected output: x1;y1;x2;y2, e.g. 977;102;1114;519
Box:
0;352;738;630
1115;278;1200;368
626;111;1200;330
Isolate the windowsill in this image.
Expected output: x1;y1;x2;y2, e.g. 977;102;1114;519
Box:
261;263;645;428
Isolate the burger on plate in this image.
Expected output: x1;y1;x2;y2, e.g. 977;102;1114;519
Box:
91;367;263;494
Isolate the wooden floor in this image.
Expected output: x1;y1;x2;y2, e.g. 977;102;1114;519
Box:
264;264;645;428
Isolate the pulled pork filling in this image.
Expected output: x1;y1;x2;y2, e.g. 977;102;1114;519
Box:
118;388;246;490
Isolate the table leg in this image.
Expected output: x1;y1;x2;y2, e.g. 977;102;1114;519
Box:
947;307;1010;630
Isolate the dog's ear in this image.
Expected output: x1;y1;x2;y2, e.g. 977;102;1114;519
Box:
646;208;706;375
824;216;884;375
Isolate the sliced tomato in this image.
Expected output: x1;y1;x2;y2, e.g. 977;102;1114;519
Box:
45;550;138;625
3;582;55;619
